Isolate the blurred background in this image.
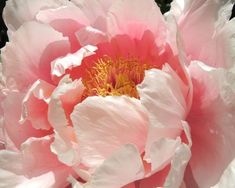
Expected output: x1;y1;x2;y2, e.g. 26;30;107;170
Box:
0;0;234;48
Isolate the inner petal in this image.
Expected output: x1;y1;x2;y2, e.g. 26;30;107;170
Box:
82;56;154;99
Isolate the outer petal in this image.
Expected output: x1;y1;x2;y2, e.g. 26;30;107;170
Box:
70;144;145;188
0;136;74;188
171;0;235;68
1;21;70;90
71;96;148;168
137;67;188;161
212;158;235;188
3;0;68;32
71;0;114;31
87;144;144;188
48;76;84;166
20;80;55;130
163;144;191;188
2;92;50;148
36;4;89;52
187;62;235;187
107;0;166;42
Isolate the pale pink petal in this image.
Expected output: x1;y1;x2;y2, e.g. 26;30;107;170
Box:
51;45;97;78
36;4;88;26
36;4;89;52
137;137;190;188
48;76;84;165
84;144;145;188
212;158;235;188
71;96;148;168
20;80;55;130
107;0;166;42
186;62;235;187
3;0;68;32
51;127;80;166
1;21;70;90
76;26;108;46
0;169;57;188
138;166;170;188
71;0;114;31
148;137;181;173
2;92;50;148
137;68;188;161
172;0;235;68
163;144;191;188
0;136;74;188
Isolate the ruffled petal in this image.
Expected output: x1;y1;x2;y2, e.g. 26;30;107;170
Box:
70;144;145;188
137;67;189;161
2;92;50;148
71;96;148;168
48;76;84;166
51;45;97;78
163;144;191;188
20;80;55;130
186;62;235;187
1;21;70;90
0;136;74;188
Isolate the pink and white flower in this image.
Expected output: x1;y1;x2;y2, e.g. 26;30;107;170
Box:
0;0;234;187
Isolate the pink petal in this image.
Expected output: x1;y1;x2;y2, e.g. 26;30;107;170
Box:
85;144;145;188
186;62;235;187
0;136;74;188
163;144;191;188
51;45;97;78
76;26;108;46
212;158;235;188
36;4;89;52
3;0;68;32
48;76;84;165
71;96;148;168
2;92;50;148
71;0;114;31
149;138;181;173
20;80;55;130
173;0;235;68
137;68;189;160
107;0;166;42
1;21;70;90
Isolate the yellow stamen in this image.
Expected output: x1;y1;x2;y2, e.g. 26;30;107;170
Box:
82;56;154;99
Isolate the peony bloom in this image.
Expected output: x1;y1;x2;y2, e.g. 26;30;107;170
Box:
0;0;234;188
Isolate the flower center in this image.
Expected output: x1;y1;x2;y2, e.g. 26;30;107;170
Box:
82;56;154;99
